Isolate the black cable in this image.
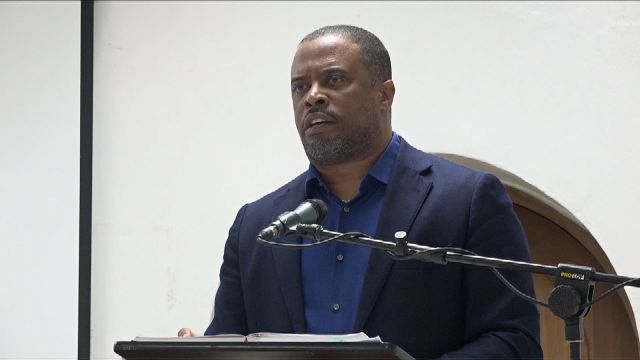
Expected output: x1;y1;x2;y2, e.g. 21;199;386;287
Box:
257;231;371;249
579;277;640;310
488;266;550;308
257;236;334;248
389;247;549;307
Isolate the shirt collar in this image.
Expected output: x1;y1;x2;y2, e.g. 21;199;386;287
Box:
305;132;401;197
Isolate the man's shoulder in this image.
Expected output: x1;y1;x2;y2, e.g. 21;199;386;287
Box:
243;171;308;212
228;172;308;235
398;138;488;183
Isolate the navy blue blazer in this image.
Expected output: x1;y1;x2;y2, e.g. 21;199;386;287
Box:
205;138;542;359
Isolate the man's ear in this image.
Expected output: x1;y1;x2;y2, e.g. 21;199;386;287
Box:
379;80;395;109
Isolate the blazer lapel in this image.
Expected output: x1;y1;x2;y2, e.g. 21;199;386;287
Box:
269;179;307;333
354;142;434;331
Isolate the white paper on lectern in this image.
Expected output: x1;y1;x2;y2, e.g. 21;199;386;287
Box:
132;332;381;343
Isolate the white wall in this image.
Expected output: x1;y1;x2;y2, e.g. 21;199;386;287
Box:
92;2;640;359
0;1;80;359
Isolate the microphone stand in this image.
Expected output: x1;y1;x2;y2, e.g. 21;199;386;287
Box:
286;224;640;360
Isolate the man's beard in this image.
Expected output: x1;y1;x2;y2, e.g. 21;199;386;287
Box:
302;113;380;166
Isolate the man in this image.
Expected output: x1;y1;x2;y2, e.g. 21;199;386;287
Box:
181;25;542;359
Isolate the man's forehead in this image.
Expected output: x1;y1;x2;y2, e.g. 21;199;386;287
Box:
291;35;361;72
297;34;358;54
302;34;348;47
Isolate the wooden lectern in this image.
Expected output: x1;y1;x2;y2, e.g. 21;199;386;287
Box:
114;340;415;360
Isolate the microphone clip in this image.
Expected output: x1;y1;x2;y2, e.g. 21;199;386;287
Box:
393;231;410;256
294;224;324;241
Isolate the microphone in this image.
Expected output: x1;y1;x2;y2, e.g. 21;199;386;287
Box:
258;199;328;241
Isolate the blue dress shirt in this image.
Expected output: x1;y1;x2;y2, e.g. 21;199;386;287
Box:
302;133;401;334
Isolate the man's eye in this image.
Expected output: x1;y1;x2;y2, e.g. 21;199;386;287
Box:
291;83;308;94
328;76;344;85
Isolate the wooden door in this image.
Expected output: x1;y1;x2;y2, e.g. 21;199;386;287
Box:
512;192;639;359
437;153;639;359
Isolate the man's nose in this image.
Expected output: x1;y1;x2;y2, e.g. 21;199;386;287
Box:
305;84;328;107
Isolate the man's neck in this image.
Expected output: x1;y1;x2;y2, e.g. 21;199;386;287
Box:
312;140;389;202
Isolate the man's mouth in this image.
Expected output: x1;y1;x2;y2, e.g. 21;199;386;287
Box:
304;113;336;131
309;118;328;127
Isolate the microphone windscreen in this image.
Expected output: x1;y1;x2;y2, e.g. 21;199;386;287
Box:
307;199;328;222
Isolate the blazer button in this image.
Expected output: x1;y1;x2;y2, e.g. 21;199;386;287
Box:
332;303;340;311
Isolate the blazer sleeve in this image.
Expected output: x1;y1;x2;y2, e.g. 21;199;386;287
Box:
204;204;249;335
437;173;543;359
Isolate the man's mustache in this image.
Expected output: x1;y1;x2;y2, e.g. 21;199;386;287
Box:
304;107;339;122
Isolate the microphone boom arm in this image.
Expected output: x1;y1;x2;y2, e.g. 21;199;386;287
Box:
292;224;639;287
279;223;640;360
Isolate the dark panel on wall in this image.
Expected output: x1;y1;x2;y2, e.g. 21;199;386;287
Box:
79;0;93;359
